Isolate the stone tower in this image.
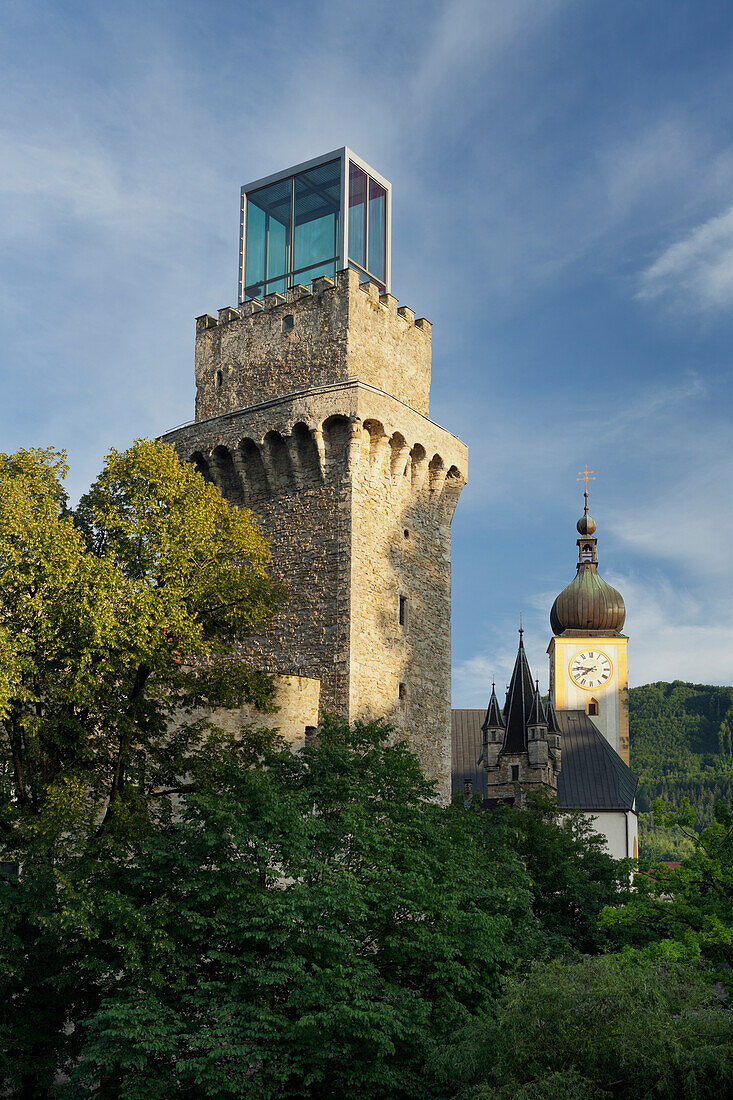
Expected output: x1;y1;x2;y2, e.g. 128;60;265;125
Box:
162;150;467;800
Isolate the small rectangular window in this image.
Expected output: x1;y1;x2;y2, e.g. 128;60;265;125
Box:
399;595;407;626
511;765;520;781
398;682;407;700
282;314;294;331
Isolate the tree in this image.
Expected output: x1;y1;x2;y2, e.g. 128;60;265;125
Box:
476;789;633;956
0;440;284;1097
436;952;733;1099
25;719;536;1099
601;799;733;974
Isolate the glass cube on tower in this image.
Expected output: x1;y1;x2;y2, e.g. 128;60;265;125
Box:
239;147;390;302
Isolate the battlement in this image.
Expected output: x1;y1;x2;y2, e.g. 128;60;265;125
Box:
194;268;433;422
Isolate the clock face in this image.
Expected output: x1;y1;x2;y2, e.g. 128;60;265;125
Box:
569;650;612;690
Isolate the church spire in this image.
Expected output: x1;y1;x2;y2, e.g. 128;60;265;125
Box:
502;628;536;753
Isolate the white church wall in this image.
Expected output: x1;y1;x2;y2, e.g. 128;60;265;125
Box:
584;809;638;861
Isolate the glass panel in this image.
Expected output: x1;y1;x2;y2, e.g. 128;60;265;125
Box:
348;262;384;293
368;178;386;284
294;160;340;273
348;163;367;268
247;178;291;287
244;201;265;291
244;283;264;301
292;261;337;288
263;276;288;297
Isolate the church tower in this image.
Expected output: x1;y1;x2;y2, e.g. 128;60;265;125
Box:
162;149;467;800
547;474;629;764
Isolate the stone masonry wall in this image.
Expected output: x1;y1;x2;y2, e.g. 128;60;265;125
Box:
193;269;432;421
485;754;559;807
207;673;321;751
162;382;467;800
348;415;464;800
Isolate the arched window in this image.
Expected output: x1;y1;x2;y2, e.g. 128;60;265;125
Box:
587;698;599;717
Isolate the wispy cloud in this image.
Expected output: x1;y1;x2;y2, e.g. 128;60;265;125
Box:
638;203;733;311
610;571;733;687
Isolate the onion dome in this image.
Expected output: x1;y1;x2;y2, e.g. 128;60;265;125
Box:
576;510;597;536
550;485;626;635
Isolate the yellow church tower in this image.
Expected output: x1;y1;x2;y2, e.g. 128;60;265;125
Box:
547;471;629;765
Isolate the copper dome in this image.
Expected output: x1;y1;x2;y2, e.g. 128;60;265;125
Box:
551;484;625;634
550;568;626;633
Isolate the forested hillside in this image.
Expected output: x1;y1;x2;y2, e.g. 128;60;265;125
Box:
630;681;733;861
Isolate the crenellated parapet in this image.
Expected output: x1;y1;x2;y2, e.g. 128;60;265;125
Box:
193;268;433;422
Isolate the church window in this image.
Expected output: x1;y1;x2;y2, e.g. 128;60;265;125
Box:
216;370;223;388
511;765;519;781
399;595;408;626
587;698;599;717
282;314;294;331
398;682;407;701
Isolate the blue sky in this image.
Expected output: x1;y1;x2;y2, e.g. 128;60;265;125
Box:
3;0;733;703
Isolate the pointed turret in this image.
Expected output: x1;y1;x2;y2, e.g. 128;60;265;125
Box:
502;628;535;753
528;680;548;733
479;681;505;771
481;682;504;734
546;695;560;736
545;695;562;769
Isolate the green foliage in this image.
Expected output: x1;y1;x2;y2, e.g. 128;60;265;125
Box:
477;789;633;956
0;440;283;848
0;440;284;1097
630;681;733;859
437;952;733;1099
3;446;732;1096
602;800;733;976
3;718;539;1099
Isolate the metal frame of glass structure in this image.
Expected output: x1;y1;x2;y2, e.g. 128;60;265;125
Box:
238;147;391;303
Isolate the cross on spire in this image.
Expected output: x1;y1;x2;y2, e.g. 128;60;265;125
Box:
577;465;595;511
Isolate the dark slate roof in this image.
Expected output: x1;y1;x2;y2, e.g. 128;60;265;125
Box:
502;636;535;752
528;683;547;728
546;696;560;735
452;710;487;798
451;709;638;811
481;684;504;731
555;711;638;811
